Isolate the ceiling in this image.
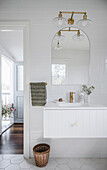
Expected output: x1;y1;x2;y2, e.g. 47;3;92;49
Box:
0;30;23;62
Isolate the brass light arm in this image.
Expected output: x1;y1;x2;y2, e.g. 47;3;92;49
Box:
54;11;91;26
60;29;79;32
58;28;80;36
59;11;86;15
58;11;87;25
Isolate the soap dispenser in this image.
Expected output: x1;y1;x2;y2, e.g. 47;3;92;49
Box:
79;91;84;103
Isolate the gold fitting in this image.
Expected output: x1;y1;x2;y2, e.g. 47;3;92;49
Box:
83;13;87;19
77;30;80;36
58;31;61;36
75;123;78;127
68;17;74;25
58;12;62;18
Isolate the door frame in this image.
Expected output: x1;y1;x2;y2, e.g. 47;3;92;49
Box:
0;21;30;158
14;62;24;123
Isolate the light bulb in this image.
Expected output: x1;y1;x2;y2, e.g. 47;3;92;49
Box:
54;41;62;50
77;18;92;27
53;17;67;27
73;32;85;41
77;13;92;27
54;32;65;41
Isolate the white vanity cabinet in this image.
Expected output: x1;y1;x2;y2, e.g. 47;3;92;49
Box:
43;107;107;138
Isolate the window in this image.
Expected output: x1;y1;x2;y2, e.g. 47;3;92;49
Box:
52;64;66;85
16;65;23;91
2;56;14;105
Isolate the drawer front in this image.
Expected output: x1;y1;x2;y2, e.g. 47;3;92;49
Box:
43;109;107;138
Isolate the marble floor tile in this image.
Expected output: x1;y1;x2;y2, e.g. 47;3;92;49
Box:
2;154;16;160
0;155;107;170
91;158;107;169
5;164;20;170
20;158;35;168
11;155;24;164
0;159;10;168
45;168;54;170
68;158;82;168
0;155;2;161
81;164;97;170
29;166;45;170
56;164;70;170
55;157;69;164
45;158;57;168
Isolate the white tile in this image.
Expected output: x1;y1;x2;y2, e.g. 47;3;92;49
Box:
0;156;106;170
2;154;16;160
0;155;2;161
56;164;70;170
5;164;20;170
79;158;92;165
20;158;35;168
45;158;57;168
11;155;24;164
68;158;81;168
55;158;69;164
46;168;54;170
30;166;45;170
91;158;107;169
81;164;96;170
0;160;10;168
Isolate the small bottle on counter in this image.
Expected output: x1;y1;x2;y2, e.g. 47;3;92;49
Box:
79;92;84;103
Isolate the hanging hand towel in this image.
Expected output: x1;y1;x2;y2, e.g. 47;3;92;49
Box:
30;82;46;106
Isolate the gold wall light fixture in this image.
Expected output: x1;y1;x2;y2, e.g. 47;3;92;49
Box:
53;11;92;27
57;27;84;40
54;27;85;50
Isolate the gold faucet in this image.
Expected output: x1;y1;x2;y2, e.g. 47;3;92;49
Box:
70;92;75;103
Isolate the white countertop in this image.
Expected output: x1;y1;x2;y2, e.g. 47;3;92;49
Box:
44;102;107;110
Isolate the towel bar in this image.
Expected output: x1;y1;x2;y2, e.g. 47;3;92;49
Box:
29;82;48;85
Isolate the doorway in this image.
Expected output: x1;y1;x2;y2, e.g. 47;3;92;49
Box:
2;55;14;132
0;22;30;157
0;29;24;154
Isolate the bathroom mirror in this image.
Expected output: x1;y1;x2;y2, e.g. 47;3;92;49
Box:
51;27;90;85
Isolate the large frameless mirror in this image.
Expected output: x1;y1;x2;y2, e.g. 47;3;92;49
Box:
51;27;90;85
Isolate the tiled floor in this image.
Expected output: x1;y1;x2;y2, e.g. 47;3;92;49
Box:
0;155;107;170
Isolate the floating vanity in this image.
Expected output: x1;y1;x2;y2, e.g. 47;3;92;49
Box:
43;103;107;138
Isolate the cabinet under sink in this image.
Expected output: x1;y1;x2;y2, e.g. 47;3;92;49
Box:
43;104;107;138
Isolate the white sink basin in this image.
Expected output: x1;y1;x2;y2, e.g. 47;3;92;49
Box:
56;102;83;107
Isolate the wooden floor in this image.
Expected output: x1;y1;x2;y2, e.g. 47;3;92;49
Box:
0;123;23;154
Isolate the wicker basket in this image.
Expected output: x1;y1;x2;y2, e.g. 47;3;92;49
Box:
33;143;50;167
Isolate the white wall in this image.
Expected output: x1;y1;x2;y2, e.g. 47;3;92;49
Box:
0;0;107;157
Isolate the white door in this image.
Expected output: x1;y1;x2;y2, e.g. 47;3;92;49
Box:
14;62;24;123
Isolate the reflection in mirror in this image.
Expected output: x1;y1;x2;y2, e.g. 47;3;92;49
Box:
51;27;90;85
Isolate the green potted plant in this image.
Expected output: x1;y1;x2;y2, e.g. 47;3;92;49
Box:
81;85;95;103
